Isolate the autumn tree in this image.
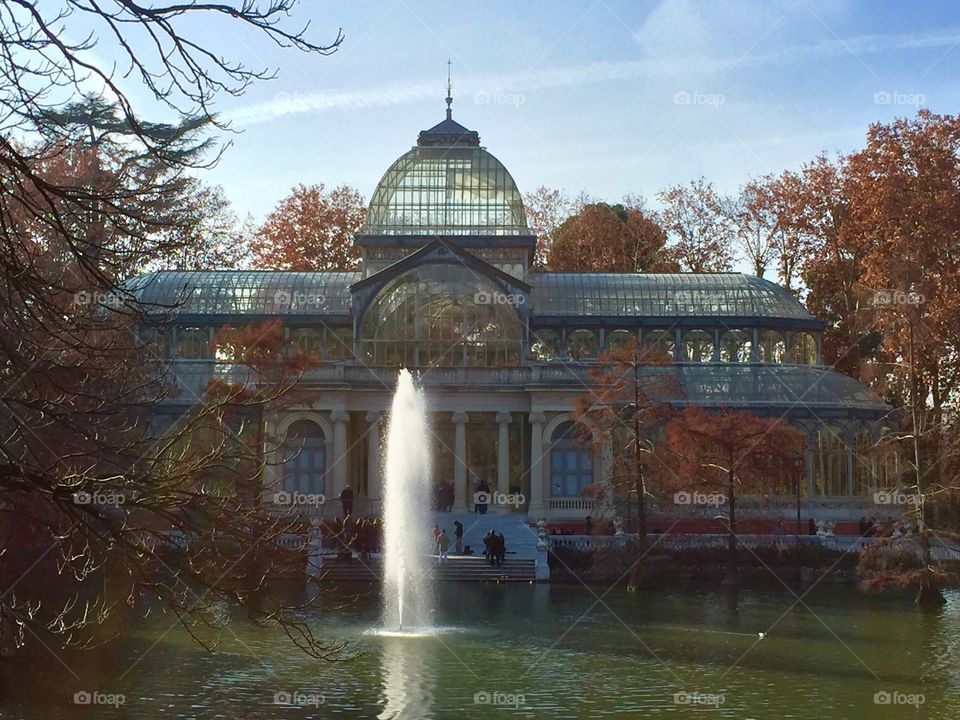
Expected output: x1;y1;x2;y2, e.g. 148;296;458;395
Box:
657;178;736;272
523;186;590;267
746;172;806;292
252;183;365;271
661;406;804;583
846;112;960;601
156;184;254;271
0;0;345;672
790;154;879;379
548;201;676;272
573;338;679;540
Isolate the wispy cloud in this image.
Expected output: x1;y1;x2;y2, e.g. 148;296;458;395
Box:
223;28;960;126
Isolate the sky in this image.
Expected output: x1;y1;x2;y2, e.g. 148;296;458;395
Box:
94;0;960;223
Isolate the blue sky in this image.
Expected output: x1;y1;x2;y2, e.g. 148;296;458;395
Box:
158;0;960;221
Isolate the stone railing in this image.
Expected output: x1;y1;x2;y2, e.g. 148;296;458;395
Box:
549;533;881;553
298;364;587;388
547;498;596;513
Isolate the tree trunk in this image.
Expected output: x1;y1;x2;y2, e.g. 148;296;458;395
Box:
722;469;738;585
916;531;946;607
634;419;647;542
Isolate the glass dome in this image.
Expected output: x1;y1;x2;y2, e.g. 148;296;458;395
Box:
361;121;530;237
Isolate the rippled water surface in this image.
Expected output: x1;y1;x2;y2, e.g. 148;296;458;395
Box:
3;583;959;719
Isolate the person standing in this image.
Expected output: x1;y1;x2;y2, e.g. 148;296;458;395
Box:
475;480;491;514
454;520;463;554
483;530;495;566
495;532;506;567
340;485;354;518
431;523;441;546
437;528;450;565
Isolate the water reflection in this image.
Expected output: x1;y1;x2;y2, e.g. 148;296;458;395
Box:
378;636;437;720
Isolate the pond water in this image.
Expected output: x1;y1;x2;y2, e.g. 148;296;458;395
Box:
2;582;958;719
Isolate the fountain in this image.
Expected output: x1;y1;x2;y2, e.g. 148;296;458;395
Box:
381;369;433;632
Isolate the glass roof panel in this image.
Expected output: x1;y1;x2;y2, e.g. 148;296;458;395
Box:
528;273;814;320
128;271;359;316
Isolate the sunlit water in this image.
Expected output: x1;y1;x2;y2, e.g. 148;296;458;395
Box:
4;584;960;719
381;369;433;632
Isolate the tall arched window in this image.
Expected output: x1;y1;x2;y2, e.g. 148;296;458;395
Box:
605;330;634;352
642;330;675;360
140;327;170;361
326;328;354;360
549;421;592;498
290;328;323;359
682;330;714;362
791;332;817;365
566;330;599;361
530;330;560;361
359;265;522;367
177;327;208;359
759;330;786;363
815;424;847;496
720;330;752;362
852;427;876;495
281;420;326;495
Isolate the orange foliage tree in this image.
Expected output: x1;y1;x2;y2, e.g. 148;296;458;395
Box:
549;201;676;273
252;183;365;270
572;338;679;540
522;186;589;267
661;406;804;581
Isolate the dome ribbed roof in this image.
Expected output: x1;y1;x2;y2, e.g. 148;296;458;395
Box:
360;113;530;237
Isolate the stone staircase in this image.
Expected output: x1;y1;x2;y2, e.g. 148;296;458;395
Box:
312;512;540;583
313;555;536;583
428;511;539;561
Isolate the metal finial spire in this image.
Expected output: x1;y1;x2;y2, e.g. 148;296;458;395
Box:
445;59;453;119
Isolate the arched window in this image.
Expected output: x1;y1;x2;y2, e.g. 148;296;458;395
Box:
791;332;817;365
852;427;877;495
326;328;354;360
759;330;786;363
281;420;326;495
140;327;170;361
605;330;634;353
549;421;592;498
815;424;847;496
876;427;898;489
642;330;675;360
530;330;560;361
290;328;323;359
682;330;714;362
720;330;752;362
177;327;208;359
566;330;598;361
358;265;522;367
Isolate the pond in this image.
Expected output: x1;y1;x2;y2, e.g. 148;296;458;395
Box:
2;582;958;719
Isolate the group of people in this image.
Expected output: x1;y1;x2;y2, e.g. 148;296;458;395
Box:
324;514;382;561
432;521;464;565
483;530;507;567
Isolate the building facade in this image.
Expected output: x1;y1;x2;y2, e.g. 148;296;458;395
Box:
133;107;896;524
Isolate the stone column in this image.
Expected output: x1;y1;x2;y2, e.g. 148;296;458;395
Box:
330;410;350;504
495;412;512;514
453;412;469;512
528;412;547;519
366;411;382;515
